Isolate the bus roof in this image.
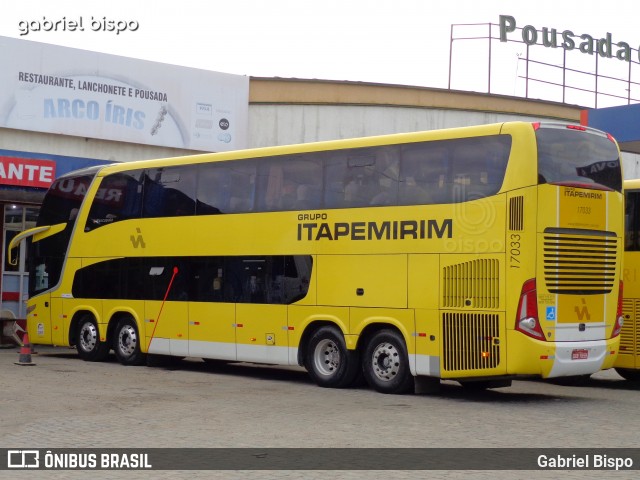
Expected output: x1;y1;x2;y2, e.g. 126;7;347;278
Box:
69;120;607;179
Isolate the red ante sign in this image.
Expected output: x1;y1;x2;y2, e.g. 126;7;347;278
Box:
0;156;56;188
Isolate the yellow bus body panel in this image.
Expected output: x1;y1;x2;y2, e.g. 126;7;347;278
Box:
187;302;236;361
317;255;407;308
235;304;289;364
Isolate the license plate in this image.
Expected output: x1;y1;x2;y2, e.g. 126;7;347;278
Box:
571;349;589;360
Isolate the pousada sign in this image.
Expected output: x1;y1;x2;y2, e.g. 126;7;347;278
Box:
499;15;637;62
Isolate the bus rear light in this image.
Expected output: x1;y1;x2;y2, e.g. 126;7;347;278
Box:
611;318;623;338
515;279;546;340
612;281;624;338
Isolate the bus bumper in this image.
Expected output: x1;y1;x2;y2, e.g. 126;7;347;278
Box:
507;331;619;378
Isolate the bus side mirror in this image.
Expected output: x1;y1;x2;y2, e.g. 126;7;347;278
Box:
7;224;61;267
7;245;18;266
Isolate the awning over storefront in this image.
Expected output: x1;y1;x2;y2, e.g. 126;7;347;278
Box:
0;149;112;203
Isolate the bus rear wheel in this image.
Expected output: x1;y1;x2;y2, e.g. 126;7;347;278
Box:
113;317;146;366
306;326;360;388
362;329;413;394
76;315;110;362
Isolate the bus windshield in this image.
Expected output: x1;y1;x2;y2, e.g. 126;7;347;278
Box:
536;126;621;192
29;171;97;296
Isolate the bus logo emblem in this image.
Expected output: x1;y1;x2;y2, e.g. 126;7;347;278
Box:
574;299;591;321
130;228;146;249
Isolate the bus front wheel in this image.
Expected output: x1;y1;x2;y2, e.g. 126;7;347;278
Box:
76;315;110;362
305;326;360;388
362;329;414;394
113;317;146;366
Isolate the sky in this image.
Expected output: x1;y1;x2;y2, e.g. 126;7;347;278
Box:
2;0;640;108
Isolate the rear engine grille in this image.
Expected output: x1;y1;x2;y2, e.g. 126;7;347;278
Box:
442;313;500;371
442;259;499;309
543;229;617;294
620;299;640;356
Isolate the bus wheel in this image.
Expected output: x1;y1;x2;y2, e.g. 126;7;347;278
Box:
306;326;360;388
76;315;110;362
615;368;640;381
113;317;146;366
363;329;413;394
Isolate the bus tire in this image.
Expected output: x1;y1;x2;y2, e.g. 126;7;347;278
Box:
362;329;413;394
113;317;146;366
306;326;360;388
615;368;640;381
76;315;110;362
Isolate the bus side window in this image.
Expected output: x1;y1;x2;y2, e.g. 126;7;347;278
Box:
295;184;321;210
260;164;285;211
369;148;399;206
86;171;144;231
227;164;256;213
283;255;312;303
344;155;378;207
191;258;226;302
451;136;509;202
143;167;197;218
323;152;349;209
626;191;640;251
246;260;266;303
399;145;450;205
451;144;476;202
257;157;323;212
324;149;395;208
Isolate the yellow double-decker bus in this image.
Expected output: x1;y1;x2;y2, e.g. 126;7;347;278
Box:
10;121;624;393
618;178;640;380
